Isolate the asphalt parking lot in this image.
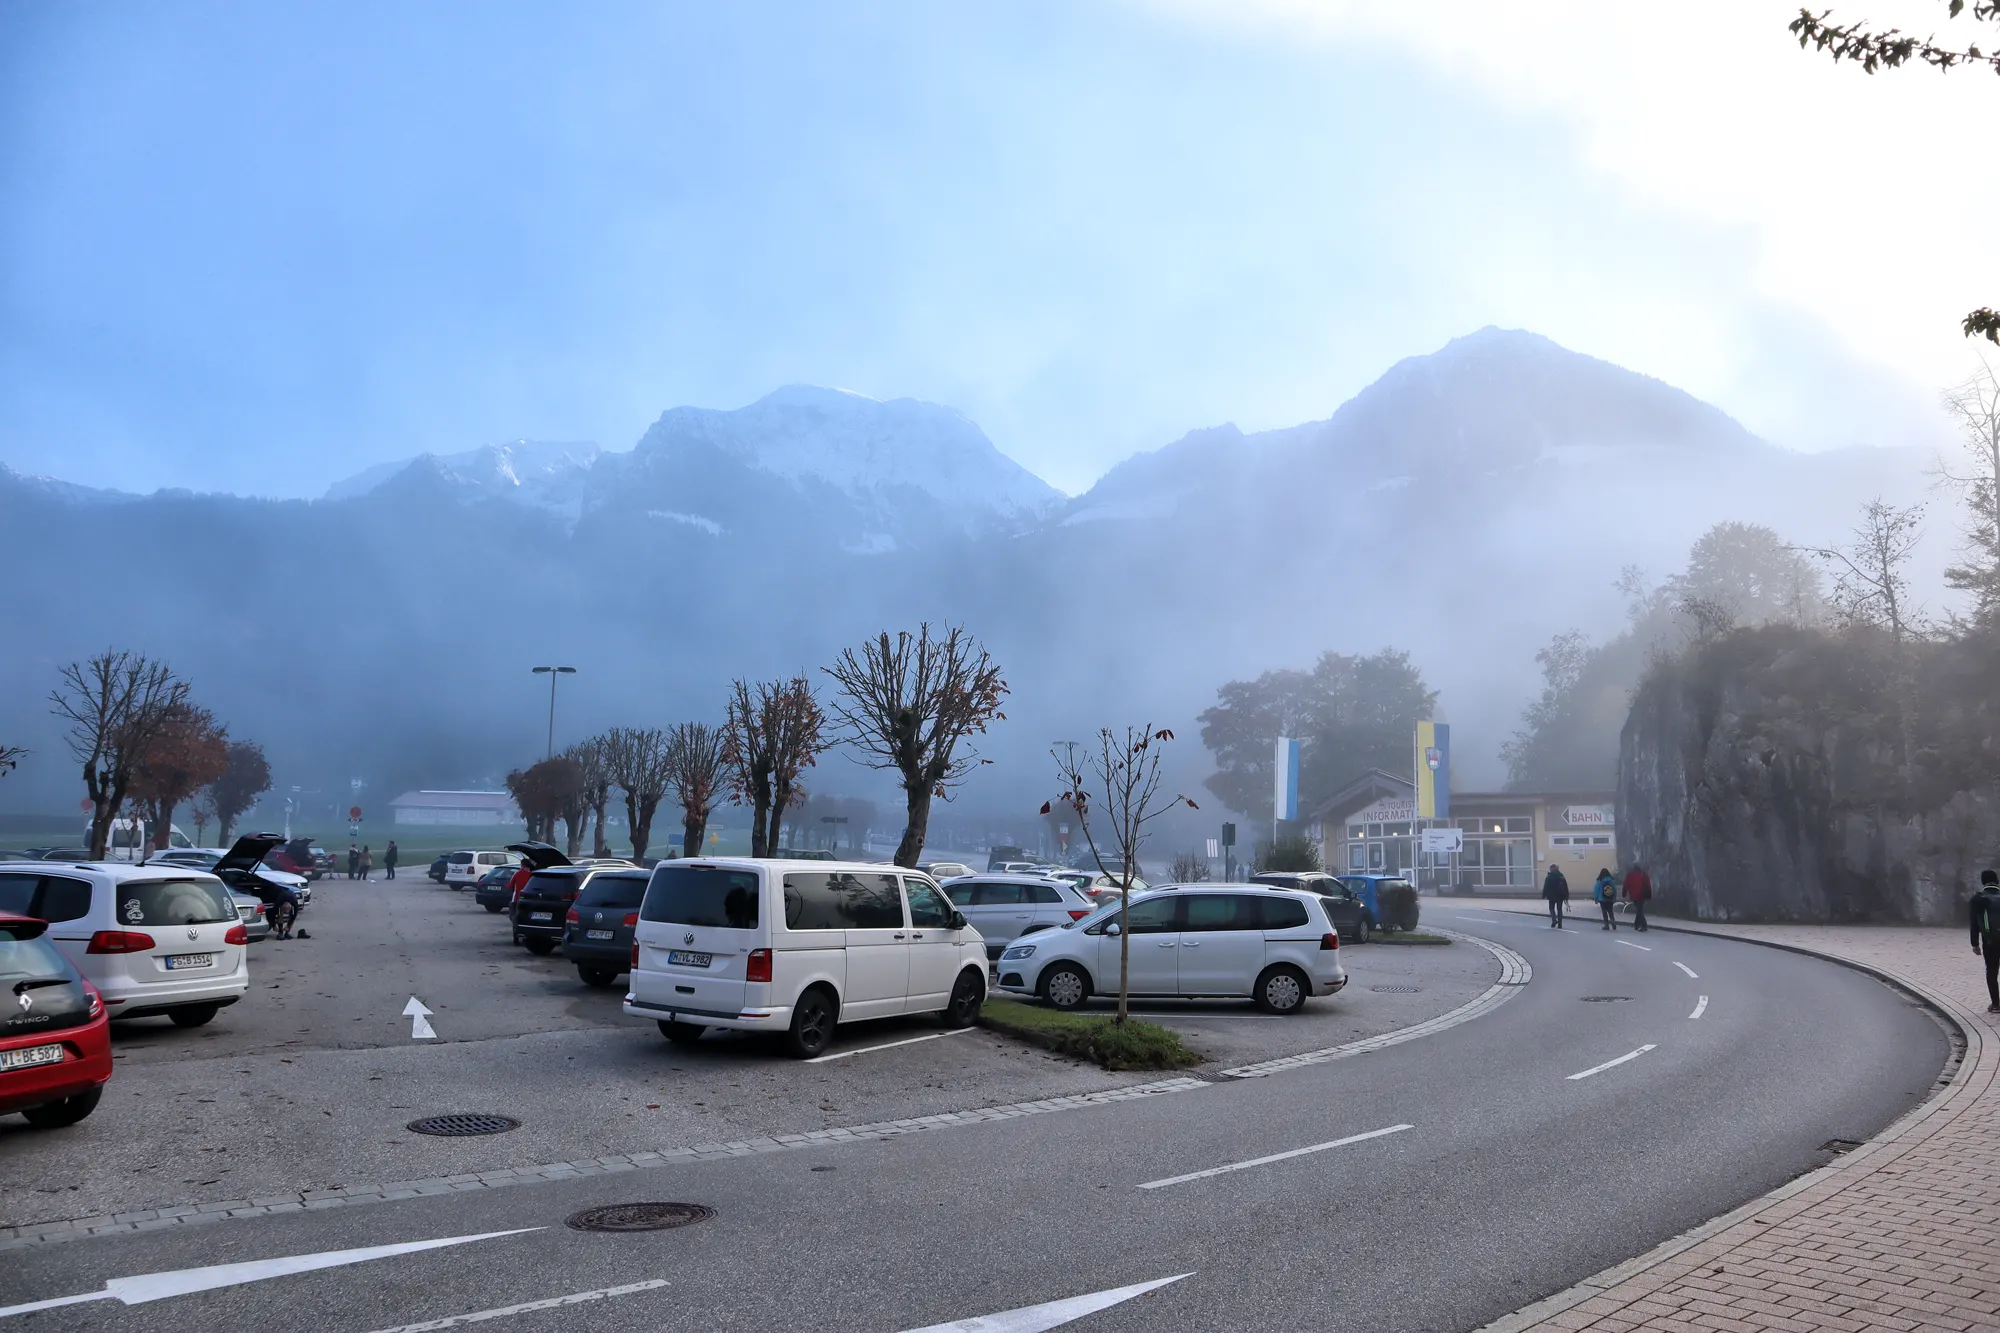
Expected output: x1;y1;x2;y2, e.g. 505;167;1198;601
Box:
0;872;1495;1230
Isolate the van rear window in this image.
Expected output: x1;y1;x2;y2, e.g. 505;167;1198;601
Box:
577;872;648;909
642;865;759;930
117;879;236;926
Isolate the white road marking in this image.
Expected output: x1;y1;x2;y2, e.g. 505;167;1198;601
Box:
1566;1045;1658;1081
894;1273;1191;1332
0;1230;538;1319
365;1279;669;1332
1673;961;1699;978
1690;996;1708;1020
1616;940;1653;952
403;996;435;1040
804;1027;975;1063
1136;1124;1413;1190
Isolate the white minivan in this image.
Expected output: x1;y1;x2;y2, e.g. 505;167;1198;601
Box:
624;859;990;1058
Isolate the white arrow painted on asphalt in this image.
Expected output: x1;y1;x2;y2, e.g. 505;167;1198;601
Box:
403;995;436;1040
0;1229;539;1319
893;1274;1191;1332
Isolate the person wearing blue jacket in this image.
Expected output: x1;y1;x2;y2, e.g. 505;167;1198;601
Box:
1592;867;1619;931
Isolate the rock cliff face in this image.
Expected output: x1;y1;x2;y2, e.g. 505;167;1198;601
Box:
1618;627;1998;925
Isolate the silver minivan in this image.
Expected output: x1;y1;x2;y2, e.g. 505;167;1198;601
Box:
940;874;1099;958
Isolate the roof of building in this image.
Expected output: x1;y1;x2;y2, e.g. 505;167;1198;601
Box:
388;790;518;811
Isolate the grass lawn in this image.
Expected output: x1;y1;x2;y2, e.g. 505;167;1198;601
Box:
1374;931;1451;945
979;996;1203;1071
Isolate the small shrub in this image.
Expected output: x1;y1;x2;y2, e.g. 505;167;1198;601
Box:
979;998;1203;1071
1379;881;1421;931
1256;835;1323;873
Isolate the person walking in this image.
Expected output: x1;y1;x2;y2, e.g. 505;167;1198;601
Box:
347;844;360;881
1623;861;1653;932
1541;863;1570;928
360;845;373;881
1970;870;2000;1013
384;840;399;881
1593;867;1619;930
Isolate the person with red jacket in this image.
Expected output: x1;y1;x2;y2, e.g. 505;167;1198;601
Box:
1623;862;1652;932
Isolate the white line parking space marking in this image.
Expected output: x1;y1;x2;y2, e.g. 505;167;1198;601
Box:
1566;1045;1658;1081
0;1230;538;1319
365;1279;669;1333
895;1274;1191;1333
1690;996;1708;1020
1673;961;1699;978
1136;1124;1413;1190
1616;939;1653;951
804;1028;975;1063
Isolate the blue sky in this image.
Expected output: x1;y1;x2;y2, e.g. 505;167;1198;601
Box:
1;1;1985;497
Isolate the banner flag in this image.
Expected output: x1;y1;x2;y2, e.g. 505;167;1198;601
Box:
1273;737;1300;822
1414;720;1451;819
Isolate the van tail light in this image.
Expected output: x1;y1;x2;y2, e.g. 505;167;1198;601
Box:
87;930;155;954
565;908;580;924
1321;931;1340;951
631;942;640;968
622;913;638;928
224;924;249;946
82;980;103;1019
746;948;772;984
1067;910;1089;921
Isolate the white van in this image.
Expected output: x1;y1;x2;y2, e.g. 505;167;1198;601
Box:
624;858;989;1058
93;819;194;863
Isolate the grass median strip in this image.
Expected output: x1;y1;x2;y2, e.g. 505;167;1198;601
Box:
979;997;1203;1071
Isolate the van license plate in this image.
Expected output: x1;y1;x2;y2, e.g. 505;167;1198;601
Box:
585;929;613;940
165;953;213;970
667;950;712;968
528;912;552;921
1;1044;63;1070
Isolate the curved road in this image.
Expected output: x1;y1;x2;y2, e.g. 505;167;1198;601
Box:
0;919;1950;1333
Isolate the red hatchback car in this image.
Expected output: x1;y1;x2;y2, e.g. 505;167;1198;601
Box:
0;913;112;1128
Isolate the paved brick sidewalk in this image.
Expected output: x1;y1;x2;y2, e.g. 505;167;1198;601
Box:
1484;918;1998;1333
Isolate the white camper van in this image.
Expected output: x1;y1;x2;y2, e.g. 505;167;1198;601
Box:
90;818;194;862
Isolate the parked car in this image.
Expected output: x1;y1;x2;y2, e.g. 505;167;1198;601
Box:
25;848;93;863
153;838;313;912
444;849;521;890
918;861;973;881
220;886;269;943
308;845;336;876
938;874;1099;959
1052;868;1150;899
428;854;451;884
264;838;321;881
0;914;112;1127
560;868;650;987
512;858;637;956
995;885;1347;1015
0;862;248;1026
1251;871;1377;942
473;865;516;913
1335;875;1419;932
625;859;988;1058
985;845;1028;871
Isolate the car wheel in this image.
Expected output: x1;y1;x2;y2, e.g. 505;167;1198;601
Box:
20;1087;102;1129
784;987;837;1059
523;938;556;956
577;964;619;988
1039;963;1090;1011
169;1003;220;1029
1352;915;1371;945
943;968;984;1027
484;903;503;913
1254;965;1309;1015
657;1020;705;1046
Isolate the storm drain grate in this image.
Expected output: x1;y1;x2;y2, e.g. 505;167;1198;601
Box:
1819;1139;1864;1155
406;1113;520;1137
1369;985;1421;993
1579;996;1632;1003
566;1202;716;1232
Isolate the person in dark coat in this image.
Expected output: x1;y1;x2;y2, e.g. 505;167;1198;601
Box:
347;844;360;880
1592;867;1619;931
1623;862;1652;932
384;840;399;880
1541;863;1570;929
1970;869;2000;1012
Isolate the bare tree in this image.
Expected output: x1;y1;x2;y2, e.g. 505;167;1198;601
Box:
723;677;829;857
49;651;190;859
188;789;218;844
1933;359;2000;627
208;740;272;844
1168;850;1212;883
0;746;22;778
603;727;672;861
1806;498;1927;646
1045;726;1199;1024
566;735;615;857
664;722;728;860
824;623;1008;868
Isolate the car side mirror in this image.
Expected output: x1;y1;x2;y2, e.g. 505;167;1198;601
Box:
947;911;967;930
1103;921;1122;936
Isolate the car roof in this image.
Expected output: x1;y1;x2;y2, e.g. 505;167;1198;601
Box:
958;872;1070;884
664;858;919;874
10;860;221;883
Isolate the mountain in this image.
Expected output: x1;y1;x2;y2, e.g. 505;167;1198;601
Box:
0;331;1930;824
327;387;1062;543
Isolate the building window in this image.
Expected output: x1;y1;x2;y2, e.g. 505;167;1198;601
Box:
1347;844;1365;871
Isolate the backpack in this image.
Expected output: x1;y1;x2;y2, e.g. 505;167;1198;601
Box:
1976;891;2000;936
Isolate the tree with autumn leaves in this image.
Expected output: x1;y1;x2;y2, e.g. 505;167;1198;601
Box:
723;677;827;858
127;703;230;851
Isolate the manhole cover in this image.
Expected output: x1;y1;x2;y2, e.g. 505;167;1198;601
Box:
405;1113;520;1137
565;1202;715;1232
1579;996;1632;1003
1370;985;1421;993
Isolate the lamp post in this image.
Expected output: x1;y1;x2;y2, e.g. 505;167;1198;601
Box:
531;666;577;760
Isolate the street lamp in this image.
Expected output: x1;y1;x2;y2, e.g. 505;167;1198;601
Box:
531;666;577;760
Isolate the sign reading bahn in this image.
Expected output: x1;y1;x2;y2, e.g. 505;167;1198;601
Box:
1561;805;1614;827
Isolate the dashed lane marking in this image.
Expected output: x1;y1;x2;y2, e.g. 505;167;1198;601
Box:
1690;996;1708;1020
1566;1045;1658;1081
805;1028;975;1063
895;1274;1192;1332
1616;940;1653;952
1136;1124;1413;1190
1673;961;1699;978
365;1279;669;1333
